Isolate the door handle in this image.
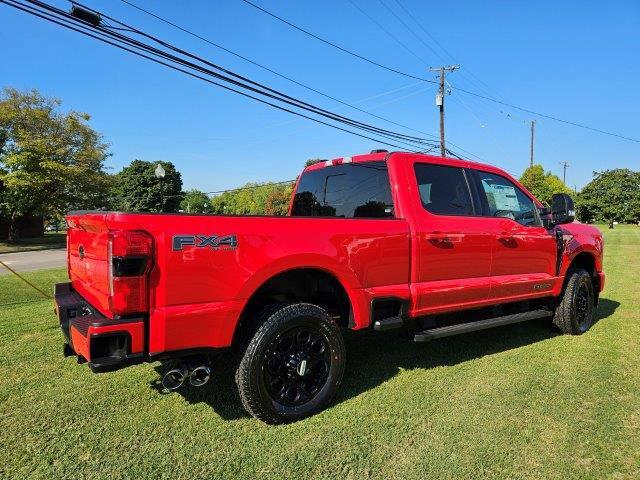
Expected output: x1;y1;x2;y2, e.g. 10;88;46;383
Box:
426;233;465;243
496;233;513;240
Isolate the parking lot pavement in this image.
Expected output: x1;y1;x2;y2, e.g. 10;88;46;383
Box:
0;249;66;275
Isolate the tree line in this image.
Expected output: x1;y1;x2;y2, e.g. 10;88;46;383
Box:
1;87;638;240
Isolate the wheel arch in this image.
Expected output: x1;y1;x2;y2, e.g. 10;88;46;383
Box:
562;250;600;302
232;265;361;348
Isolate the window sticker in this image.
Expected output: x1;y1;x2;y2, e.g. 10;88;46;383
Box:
486;183;520;211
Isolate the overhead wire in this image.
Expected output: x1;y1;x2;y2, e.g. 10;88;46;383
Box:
118;0;437;140
3;0;440;152
238;0;437;83
345;0;428;65
240;0;640;144
69;0;432;146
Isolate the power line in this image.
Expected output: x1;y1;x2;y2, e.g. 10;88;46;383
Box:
79;0;430;145
390;0;504;100
346;0;428;65
453;86;640;144
239;0;640;145
160;178;298;200
119;0;438;140
377;0;443;61
239;0;437;83
3;0;439;153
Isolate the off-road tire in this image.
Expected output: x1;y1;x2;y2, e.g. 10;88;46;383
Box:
235;303;346;424
553;268;595;335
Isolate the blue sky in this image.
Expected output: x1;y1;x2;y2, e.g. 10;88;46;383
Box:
1;0;639;191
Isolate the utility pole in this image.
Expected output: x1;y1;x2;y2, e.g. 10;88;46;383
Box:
530;120;536;168
560;161;569;184
429;65;459;157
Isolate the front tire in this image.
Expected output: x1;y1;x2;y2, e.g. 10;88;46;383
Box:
235;303;346;424
553;268;595;335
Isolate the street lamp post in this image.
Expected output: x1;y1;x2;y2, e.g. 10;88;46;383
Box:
155;163;166;212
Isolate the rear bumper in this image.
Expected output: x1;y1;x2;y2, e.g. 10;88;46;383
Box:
54;282;145;373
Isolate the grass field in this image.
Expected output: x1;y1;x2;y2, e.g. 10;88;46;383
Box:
0;226;638;479
0;232;66;254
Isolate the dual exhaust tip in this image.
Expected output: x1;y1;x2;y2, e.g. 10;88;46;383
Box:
161;364;211;391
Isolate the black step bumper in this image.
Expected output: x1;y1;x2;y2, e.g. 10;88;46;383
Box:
54;282;145;373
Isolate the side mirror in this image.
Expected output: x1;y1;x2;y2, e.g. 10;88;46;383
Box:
538;205;552;229
551;193;575;225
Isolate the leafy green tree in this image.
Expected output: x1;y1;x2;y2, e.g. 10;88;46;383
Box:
180;189;210;213
111;160;182;213
519;164;572;205
577;169;640;223
209;181;294;215
264;183;294;215
0;87;111;240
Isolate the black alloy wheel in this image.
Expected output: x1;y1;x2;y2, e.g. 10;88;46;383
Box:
235;303;345;424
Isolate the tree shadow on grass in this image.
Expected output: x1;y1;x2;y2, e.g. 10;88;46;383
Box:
152;297;619;421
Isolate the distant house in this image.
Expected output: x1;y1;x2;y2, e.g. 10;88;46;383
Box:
0;214;44;240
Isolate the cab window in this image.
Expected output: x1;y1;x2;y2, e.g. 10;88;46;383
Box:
414;163;474;216
291;161;394;218
472;170;542;227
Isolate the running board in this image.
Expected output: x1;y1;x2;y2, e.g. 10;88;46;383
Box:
414;309;552;342
373;316;404;331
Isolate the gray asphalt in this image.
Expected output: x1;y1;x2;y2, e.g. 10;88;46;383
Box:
0;249;67;275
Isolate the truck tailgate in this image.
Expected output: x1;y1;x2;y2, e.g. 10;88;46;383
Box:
66;213;112;317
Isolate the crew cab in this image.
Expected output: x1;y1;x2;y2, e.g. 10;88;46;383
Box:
55;151;605;424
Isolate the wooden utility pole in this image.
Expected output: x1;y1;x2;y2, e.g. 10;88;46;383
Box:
429;65;459;157
560;161;569;184
530;120;536;168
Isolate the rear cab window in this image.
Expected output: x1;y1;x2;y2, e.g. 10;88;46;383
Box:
291;161;394;218
414;163;474;216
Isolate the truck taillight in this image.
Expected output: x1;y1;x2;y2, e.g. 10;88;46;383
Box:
108;230;154;316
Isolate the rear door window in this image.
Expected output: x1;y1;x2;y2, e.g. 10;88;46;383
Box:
414;163;474;216
291;161;394;218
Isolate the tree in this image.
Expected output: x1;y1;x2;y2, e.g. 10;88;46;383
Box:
577;169;640;223
264;183;294;215
0;87;111;240
519;164;572;206
180;189;210;213
111;160;182;213
209;181;294;215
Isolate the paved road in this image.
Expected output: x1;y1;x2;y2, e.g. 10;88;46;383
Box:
0;249;66;275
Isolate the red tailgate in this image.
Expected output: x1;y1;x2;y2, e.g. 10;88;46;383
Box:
66;213;112;317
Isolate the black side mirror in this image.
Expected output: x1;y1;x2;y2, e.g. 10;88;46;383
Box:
539;206;552;229
551;193;575;225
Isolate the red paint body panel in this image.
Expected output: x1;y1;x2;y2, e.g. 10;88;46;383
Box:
64;152;605;360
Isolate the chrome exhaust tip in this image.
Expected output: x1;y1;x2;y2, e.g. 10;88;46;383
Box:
189;365;211;387
162;367;188;391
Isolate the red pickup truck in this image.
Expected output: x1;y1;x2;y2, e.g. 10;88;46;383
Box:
55;151;604;423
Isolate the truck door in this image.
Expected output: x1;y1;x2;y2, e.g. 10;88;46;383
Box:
408;161;494;315
468;169;557;301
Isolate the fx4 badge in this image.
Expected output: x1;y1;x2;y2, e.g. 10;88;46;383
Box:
172;234;238;251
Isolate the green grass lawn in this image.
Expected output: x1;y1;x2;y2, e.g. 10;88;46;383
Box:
0;226;638;479
0;232;66;254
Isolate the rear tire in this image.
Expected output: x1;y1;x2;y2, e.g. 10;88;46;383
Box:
235;303;346;424
553;268;595;335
